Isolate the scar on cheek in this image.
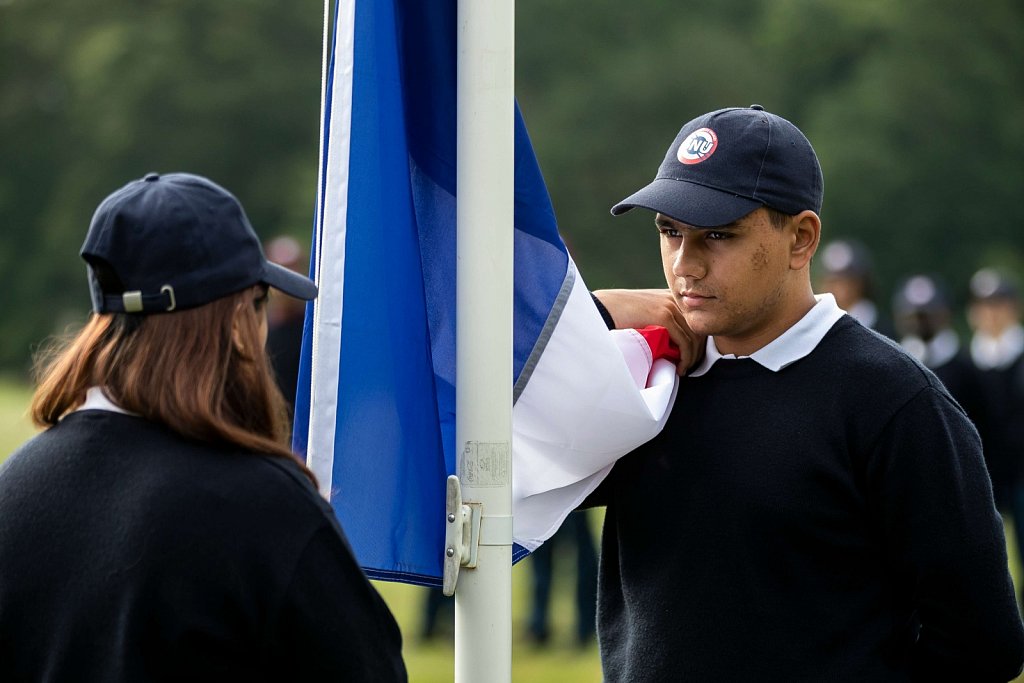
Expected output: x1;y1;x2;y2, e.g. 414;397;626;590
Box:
752;244;770;269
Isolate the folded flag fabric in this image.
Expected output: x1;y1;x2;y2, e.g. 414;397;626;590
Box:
513;323;679;553
292;0;678;586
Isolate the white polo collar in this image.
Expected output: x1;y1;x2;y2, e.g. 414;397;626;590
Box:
971;324;1024;371
688;293;846;377
846;299;878;329
75;386;135;416
899;328;960;370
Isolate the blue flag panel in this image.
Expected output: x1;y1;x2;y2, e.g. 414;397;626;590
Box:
293;0;567;585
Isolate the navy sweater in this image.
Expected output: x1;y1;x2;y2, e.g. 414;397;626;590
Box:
592;316;1024;682
0;410;406;683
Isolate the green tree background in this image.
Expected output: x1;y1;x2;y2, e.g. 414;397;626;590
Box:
2;0;1022;373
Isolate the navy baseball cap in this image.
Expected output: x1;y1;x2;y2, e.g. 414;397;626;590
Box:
892;274;951;316
820;239;873;278
970;268;1020;302
81;172;317;314
611;105;823;227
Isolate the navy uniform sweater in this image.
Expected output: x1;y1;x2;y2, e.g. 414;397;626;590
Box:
592;316;1024;682
0;410;407;683
976;353;1024;502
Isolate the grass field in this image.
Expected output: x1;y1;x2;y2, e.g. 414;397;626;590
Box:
2;378;1023;682
0;378;36;453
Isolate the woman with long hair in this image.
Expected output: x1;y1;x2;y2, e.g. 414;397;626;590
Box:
0;173;407;682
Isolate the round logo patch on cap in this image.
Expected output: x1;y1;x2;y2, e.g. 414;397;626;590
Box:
677;127;719;165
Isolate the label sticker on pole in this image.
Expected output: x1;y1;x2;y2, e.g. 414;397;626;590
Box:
461;441;510;488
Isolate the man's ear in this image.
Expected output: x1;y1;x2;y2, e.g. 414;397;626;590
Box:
789;210;821;270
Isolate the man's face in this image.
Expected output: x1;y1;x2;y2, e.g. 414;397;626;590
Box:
658;208;798;356
896;310;947;342
820;274;865;311
969;299;1021;336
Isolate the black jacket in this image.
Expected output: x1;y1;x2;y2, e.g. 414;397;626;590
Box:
0;410;407;683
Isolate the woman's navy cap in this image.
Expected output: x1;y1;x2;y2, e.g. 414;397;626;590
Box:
81;172;318;314
611;105;823;227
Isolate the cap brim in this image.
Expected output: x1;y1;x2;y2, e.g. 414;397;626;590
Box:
611;178;762;228
261;261;318;300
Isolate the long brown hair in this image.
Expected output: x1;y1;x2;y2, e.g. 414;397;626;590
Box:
31;286;316;484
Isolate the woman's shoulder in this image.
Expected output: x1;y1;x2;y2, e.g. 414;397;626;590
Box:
172;429;331;522
16;410;331;526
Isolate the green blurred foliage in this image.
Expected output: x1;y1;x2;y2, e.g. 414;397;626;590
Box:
2;0;1023;373
0;0;323;373
519;0;1024;301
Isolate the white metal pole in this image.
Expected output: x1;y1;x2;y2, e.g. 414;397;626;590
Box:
454;0;514;678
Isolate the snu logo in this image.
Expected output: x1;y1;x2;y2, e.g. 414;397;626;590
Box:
677;128;718;165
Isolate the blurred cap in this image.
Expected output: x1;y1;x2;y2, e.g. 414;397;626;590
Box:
819;239;873;278
81;172;318;314
265;235;305;272
969;268;1019;302
611;105;823;227
892;274;950;316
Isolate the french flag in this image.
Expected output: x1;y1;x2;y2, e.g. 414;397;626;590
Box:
292;0;677;586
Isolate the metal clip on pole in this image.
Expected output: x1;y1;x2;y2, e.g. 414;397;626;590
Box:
442;475;481;596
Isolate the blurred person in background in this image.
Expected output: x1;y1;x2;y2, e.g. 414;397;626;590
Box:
263;235;310;420
891;273;988;434
816;238;895;338
0;172;406;682
526;509;598;648
418;585;454;642
968;268;1024;576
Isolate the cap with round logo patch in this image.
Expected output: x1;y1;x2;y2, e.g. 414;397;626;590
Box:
611;105;823;227
677;128;719;165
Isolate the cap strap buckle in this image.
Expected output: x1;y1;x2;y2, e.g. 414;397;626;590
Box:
116;286;175;313
161;285;176;312
122;291;144;313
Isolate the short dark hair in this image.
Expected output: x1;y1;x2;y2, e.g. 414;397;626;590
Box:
764;207;792;230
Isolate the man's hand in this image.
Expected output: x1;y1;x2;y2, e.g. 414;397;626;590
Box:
592;288;705;375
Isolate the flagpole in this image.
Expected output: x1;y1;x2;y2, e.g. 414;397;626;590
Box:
454;0;514;678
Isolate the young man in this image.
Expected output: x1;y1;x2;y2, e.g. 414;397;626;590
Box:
816;238;895;338
968;268;1024;573
589;106;1024;682
890;273;988;431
